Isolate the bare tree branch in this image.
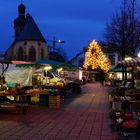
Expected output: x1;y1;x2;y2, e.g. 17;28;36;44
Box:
104;0;140;60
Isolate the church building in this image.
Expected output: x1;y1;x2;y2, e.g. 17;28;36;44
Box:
5;3;48;61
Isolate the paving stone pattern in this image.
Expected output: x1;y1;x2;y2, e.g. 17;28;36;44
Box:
0;83;139;140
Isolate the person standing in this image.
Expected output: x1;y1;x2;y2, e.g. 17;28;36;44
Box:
82;76;86;85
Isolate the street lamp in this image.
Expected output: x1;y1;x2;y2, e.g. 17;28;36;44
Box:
47;36;65;52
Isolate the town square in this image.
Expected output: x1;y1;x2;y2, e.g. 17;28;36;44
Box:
1;0;140;140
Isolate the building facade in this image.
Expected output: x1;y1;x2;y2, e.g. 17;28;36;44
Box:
5;3;48;61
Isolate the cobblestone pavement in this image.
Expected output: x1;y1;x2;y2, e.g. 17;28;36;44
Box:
0;83;139;140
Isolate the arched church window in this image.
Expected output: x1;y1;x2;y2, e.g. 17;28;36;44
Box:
29;46;36;61
18;47;24;60
41;48;44;59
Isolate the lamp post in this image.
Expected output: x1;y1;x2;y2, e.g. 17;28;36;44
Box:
48;36;65;52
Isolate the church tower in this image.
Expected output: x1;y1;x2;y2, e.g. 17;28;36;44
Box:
5;2;48;61
14;3;26;39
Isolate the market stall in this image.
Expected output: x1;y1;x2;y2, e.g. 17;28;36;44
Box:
0;60;82;111
0;60;61;110
116;57;140;88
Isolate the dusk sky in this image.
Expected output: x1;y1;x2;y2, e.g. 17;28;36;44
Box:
0;0;123;60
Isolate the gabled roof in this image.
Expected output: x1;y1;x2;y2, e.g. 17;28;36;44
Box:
16;13;46;43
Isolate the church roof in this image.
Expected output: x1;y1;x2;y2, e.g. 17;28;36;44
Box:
16;13;46;43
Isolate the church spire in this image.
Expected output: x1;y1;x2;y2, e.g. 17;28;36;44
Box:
18;1;26;16
14;2;26;39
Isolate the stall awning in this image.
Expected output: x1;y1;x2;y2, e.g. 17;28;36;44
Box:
35;59;78;70
109;66;123;72
36;59;64;67
117;57;140;67
0;60;35;65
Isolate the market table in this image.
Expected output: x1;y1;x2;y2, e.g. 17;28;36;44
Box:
0;102;28;114
0;94;29;114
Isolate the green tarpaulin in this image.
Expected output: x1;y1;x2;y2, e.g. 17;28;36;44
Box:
109;66;123;72
35;59;78;71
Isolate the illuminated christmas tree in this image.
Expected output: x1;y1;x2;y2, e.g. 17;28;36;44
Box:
83;40;111;72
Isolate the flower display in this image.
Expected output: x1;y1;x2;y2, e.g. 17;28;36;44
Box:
122;120;137;136
116;112;122;119
125;112;132;120
116;112;123;129
116;118;123;124
122;120;137;129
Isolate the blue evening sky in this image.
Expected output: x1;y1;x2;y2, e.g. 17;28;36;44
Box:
0;0;126;60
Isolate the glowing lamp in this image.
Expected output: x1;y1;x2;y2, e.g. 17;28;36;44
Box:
44;66;52;71
57;67;63;72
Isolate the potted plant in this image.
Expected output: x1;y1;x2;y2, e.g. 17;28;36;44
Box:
122;120;137;136
125;112;132;120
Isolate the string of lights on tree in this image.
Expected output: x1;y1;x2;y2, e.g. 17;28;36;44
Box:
83;40;111;72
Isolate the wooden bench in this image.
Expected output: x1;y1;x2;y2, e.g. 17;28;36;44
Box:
0;102;29;114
